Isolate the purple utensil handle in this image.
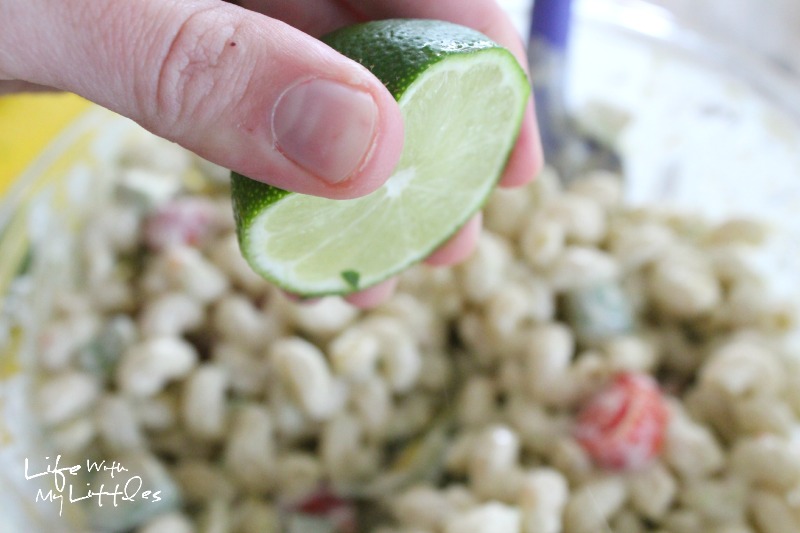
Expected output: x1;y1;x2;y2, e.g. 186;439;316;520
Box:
529;0;574;51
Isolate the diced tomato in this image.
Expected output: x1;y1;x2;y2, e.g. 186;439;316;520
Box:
144;198;217;251
290;486;357;533
574;372;670;470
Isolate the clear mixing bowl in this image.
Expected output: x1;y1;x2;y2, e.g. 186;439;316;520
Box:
1;0;799;531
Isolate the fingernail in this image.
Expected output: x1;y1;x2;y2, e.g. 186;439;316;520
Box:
272;78;378;185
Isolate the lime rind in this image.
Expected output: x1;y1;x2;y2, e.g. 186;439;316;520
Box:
322;19;498;99
235;46;529;296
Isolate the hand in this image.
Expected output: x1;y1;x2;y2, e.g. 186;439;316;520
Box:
0;0;542;307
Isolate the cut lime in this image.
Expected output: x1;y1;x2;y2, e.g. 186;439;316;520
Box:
232;19;529;296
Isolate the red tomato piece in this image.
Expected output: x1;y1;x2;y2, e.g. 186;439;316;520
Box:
574;372;670;470
144;198;217;251
290;486;358;533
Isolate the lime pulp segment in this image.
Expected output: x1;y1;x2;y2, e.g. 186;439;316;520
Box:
241;49;528;295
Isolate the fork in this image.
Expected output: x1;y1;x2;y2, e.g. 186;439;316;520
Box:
528;0;624;181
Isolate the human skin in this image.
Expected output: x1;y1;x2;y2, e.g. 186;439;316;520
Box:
0;0;542;306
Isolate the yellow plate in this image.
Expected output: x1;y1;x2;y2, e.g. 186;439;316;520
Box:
0;93;92;197
0;93;138;531
0;94;139;306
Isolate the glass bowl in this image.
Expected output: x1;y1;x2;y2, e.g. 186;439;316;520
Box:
1;0;799;530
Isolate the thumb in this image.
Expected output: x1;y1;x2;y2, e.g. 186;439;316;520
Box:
1;0;404;199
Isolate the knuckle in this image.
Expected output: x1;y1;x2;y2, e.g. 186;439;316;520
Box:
153;7;247;132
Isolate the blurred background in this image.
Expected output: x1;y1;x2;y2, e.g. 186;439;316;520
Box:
502;0;800;74
648;0;800;74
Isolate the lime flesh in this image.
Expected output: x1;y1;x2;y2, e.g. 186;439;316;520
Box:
232;21;529;296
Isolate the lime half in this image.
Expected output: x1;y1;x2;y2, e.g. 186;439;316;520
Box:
232;19;529;296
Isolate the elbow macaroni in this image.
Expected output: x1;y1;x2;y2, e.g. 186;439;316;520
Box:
27;150;800;533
